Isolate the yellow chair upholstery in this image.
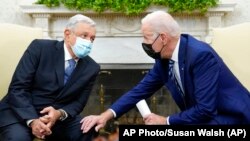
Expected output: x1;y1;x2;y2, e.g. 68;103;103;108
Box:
0;23;43;140
0;23;43;99
211;22;250;91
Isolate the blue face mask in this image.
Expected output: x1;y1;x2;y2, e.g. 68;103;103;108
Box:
72;37;93;58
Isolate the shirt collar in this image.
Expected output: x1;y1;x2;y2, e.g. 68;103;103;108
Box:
171;38;180;62
64;43;72;61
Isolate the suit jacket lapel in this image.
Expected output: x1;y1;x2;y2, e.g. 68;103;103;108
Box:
54;41;65;88
178;35;187;94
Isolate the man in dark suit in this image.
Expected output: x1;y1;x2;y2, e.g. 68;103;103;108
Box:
80;10;250;132
0;14;100;141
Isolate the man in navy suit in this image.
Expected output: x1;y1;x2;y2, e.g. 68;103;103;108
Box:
80;10;250;132
0;14;100;141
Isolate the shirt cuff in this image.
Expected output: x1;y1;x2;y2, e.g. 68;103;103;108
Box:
26;119;34;127
108;108;116;118
59;109;68;121
166;116;170;125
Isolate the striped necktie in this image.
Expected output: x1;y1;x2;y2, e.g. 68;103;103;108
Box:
168;59;184;97
64;59;76;84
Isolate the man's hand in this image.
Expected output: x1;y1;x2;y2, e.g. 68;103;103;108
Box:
144;113;167;125
30;119;52;139
80;110;114;133
80;115;105;133
40;106;61;129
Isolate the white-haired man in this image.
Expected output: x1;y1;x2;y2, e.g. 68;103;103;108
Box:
0;14;100;141
81;10;250;133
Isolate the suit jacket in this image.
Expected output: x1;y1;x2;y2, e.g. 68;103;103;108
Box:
110;34;250;124
0;39;100;127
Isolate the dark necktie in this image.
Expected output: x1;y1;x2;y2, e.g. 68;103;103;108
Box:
168;60;184;97
64;59;76;84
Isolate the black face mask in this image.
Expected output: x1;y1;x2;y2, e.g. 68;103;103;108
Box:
142;34;161;59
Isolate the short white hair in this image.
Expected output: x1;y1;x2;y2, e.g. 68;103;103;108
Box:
66;14;96;31
141;11;181;38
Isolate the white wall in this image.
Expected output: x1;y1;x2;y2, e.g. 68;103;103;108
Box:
224;0;250;26
0;0;32;26
0;0;250;27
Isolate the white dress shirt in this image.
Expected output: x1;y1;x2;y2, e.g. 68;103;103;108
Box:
170;38;184;93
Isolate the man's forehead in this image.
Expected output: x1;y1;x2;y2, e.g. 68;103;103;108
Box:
75;23;95;32
142;29;154;37
142;24;154;34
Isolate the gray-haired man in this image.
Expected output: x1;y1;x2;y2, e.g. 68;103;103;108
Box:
0;14;100;141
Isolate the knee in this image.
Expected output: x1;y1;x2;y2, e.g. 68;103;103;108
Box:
70;127;96;141
1;130;32;141
2;135;32;141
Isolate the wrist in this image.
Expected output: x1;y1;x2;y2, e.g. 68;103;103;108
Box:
101;110;114;121
58;109;67;121
30;119;38;128
27;119;34;127
108;109;116;118
56;110;62;120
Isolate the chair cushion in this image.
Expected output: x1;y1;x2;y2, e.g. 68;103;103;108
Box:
211;22;250;91
0;23;43;100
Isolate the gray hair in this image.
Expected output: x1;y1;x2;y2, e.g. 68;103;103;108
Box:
141;11;181;38
66;14;96;31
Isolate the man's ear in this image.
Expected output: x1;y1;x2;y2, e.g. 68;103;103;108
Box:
160;33;168;45
64;29;71;39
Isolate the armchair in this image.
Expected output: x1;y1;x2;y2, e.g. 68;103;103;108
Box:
0;23;43;100
0;23;43;141
211;22;250;91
